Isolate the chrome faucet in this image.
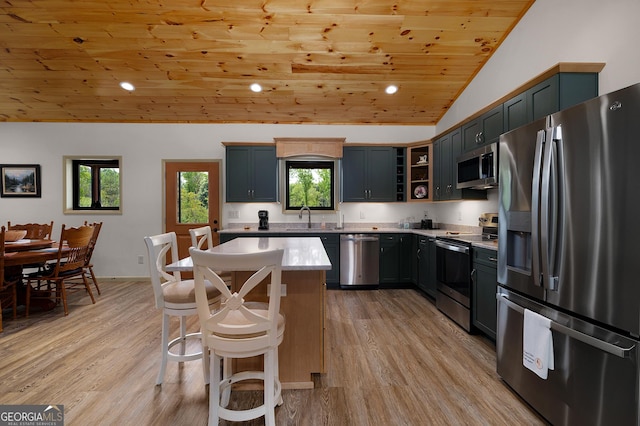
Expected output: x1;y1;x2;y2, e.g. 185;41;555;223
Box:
299;206;311;228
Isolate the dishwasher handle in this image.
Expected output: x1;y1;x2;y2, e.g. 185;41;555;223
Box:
340;235;379;242
435;239;469;254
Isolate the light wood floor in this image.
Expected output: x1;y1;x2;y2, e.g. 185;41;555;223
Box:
0;280;545;425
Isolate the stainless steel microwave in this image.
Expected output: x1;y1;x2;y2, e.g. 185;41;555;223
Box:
456;143;497;189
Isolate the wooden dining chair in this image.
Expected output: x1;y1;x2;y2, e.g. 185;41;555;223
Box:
190;247;286;426
7;221;54;240
8;221;55;280
0;226;19;332
82;221;103;295
25;224;96;317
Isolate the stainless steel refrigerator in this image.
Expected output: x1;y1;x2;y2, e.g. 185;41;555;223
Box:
497;83;640;425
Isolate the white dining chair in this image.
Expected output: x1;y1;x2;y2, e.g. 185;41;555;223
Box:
144;232;221;385
190;247;285;426
189;225;214;250
189;225;232;287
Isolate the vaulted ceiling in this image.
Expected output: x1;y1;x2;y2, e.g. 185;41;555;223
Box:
0;0;535;125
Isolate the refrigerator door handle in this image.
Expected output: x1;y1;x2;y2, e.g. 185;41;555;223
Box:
498;294;635;359
540;128;559;291
531;129;546;287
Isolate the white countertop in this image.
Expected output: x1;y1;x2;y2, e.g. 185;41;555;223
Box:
167;236;332;272
220;227;498;251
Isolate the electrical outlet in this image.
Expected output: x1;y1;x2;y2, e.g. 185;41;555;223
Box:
457;211;462;221
228;210;239;219
137;255;144;264
360;211;365;219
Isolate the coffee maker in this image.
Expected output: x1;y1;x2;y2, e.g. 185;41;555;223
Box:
258;210;269;230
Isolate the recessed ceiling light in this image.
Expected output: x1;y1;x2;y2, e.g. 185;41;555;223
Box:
250;83;262;93
119;81;135;91
385;85;398;95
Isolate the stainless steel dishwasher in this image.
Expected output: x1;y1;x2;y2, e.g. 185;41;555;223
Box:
340;234;379;287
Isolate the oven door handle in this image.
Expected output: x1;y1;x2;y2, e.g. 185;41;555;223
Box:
435;240;469;254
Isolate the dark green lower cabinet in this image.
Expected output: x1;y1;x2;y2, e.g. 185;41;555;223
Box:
379;234;413;288
318;234;339;287
417;236;437;298
472;247;498;340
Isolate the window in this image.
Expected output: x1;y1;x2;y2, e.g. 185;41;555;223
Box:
177;171;209;223
64;156;122;214
285;160;335;211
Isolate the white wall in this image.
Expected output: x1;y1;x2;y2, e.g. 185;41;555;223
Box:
0;123;435;277
2;0;639;277
438;0;640;132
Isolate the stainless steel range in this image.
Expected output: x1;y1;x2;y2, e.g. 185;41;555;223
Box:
435;235;474;331
435;224;497;332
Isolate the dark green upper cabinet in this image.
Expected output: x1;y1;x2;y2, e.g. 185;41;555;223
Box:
504;73;599;132
434;128;461;201
342;146;395;202
434;127;486;201
226;145;278;202
503;92;528;132
462;104;504;152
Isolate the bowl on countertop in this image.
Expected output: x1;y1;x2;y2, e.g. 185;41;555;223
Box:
4;230;27;242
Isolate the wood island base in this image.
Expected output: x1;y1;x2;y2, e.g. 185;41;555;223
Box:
232;269;326;390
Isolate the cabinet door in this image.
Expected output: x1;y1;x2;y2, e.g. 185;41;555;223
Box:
480;104;504;146
417;237;430;292
462;118;482;152
225;146;277;202
367;147;395;202
432;139;443;201
343;146;395;202
342;147;368;201
251;146;278;202
427;238;437;298
504;92;528;131
463;105;503;151
527;74;559;122
448;128;463;200
379;234;399;284
398;234;413;283
226;147;252;202
439;128;462;200
473;262;498;340
319;235;340;285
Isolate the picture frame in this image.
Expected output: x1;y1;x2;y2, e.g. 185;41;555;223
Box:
1;164;41;198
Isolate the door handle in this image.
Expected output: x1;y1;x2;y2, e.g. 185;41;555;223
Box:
498;294;635;359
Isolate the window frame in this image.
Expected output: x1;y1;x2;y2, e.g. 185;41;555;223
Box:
63;155;123;215
283;158;336;212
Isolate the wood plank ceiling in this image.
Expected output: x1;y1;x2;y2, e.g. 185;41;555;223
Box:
0;0;535;125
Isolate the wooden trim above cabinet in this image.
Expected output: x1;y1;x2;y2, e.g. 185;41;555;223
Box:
222;141;275;146
274;137;345;158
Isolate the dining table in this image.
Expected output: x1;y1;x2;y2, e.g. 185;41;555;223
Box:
3;239;69;311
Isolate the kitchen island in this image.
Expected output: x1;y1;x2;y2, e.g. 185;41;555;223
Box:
171;236;331;389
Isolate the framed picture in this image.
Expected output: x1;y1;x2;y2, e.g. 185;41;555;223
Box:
1;164;41;198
